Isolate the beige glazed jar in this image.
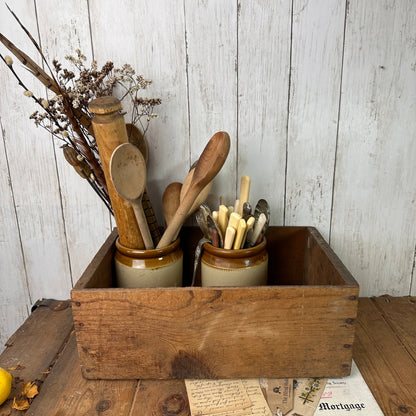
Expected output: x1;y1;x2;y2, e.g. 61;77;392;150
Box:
114;238;183;288
201;239;268;287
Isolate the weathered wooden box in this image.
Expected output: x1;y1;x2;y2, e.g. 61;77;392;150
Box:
71;226;359;380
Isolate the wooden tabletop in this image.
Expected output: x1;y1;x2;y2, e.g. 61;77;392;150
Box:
0;296;415;416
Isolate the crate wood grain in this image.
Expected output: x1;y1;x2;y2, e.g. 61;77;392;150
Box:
2;297;416;415
71;226;359;380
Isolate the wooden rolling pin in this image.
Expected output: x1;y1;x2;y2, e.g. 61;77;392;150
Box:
89;96;145;249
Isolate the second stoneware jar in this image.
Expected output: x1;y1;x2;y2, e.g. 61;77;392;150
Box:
114;237;183;288
201;238;268;287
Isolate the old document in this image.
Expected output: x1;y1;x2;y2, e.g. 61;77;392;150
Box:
185;379;272;416
185;379;251;415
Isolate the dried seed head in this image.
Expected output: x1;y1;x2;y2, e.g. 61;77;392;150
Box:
41;99;49;109
24;90;33;97
5;55;13;66
63;145;79;166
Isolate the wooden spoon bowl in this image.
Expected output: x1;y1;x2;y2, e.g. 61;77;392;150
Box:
110;143;154;249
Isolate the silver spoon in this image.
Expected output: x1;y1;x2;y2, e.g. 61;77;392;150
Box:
195;207;210;240
191;237;210;286
207;214;224;248
242;201;252;220
254;199;270;241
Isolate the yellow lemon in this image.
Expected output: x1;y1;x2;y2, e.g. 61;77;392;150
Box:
0;367;12;405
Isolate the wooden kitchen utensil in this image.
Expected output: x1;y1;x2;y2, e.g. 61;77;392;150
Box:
180;168;213;216
126;123;148;162
126;123;161;245
162;182;182;225
89;96;144;249
110;143;154;250
156;131;231;248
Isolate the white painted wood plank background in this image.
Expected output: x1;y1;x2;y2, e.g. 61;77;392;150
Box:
331;0;416;296
238;0;290;225
286;0;345;241
0;0;415;349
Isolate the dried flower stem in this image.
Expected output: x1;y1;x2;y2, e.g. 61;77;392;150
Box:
0;7;161;214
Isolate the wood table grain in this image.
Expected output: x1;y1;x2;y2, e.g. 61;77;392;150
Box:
0;296;415;416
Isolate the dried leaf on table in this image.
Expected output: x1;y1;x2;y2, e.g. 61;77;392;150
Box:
22;382;39;399
6;364;25;370
12;397;30;411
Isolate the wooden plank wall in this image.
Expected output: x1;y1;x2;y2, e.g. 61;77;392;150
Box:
0;0;415;349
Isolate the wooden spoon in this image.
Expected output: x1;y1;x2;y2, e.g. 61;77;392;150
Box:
126;123;148;162
157;131;231;248
125;123;161;245
180;168;213;216
110;143;154;249
162;182;182;225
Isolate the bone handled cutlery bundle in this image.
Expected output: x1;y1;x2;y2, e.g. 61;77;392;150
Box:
196;175;270;250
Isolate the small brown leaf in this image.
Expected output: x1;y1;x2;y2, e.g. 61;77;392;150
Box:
22;381;33;396
6;364;25;370
12;397;30;411
26;384;39;399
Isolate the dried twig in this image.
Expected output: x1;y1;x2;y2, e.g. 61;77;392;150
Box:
0;7;161;213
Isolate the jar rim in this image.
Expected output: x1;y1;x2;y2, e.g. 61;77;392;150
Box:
202;237;267;258
115;236;180;258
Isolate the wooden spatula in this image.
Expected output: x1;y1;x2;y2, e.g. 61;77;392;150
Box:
157;131;231;248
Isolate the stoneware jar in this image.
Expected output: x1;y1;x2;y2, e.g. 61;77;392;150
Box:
201;238;268;287
114;237;183;288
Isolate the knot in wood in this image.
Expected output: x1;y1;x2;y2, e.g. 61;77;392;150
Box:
160;394;187;415
96;399;111;412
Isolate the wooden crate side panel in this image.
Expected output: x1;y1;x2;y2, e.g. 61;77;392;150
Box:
72;286;357;379
265;227;308;285
72;229;117;290
180;226;309;287
72;226;310;290
304;227;359;287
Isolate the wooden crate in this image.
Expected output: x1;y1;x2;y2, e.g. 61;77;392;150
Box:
71;226;359;380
